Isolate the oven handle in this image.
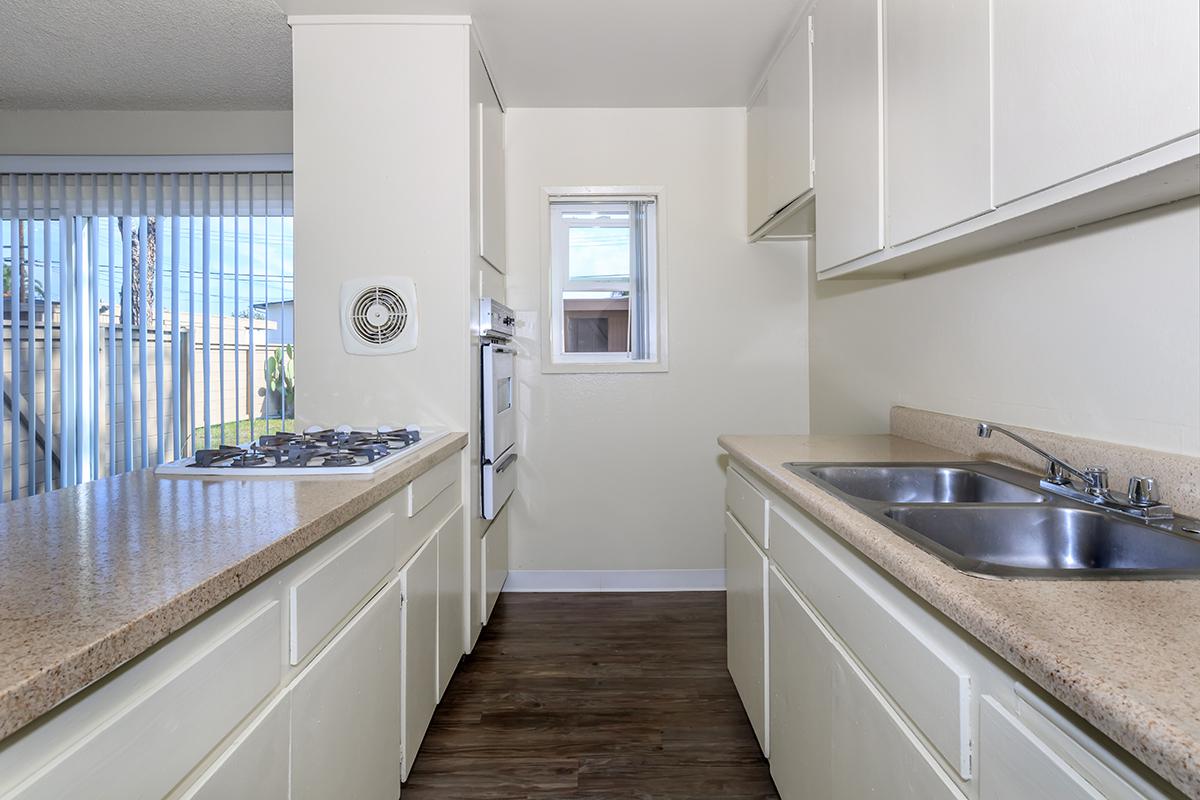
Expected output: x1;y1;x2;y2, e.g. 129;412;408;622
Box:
486;344;516;355
495;452;518;474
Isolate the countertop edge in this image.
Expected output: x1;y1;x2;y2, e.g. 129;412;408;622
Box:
0;432;468;742
718;434;1197;799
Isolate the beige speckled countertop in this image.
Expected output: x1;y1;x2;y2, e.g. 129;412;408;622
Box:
0;432;467;742
719;433;1200;799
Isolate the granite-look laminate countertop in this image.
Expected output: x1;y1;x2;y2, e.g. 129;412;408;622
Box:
0;432;467;742
719;433;1200;799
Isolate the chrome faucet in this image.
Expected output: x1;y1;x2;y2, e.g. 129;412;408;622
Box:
976;422;1173;521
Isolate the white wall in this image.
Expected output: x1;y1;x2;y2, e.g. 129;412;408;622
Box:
810;197;1200;456
0;110;292;155
504;108;810;574
290;21;472;430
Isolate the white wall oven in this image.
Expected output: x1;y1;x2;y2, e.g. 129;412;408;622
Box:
480;299;517;519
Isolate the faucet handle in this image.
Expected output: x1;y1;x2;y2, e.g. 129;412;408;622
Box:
1084;466;1109;493
1127;476;1160;506
1045;462;1071;485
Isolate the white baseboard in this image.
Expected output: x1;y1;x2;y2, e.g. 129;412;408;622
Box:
503;569;726;593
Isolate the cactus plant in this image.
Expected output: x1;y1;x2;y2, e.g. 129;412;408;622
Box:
263;344;295;416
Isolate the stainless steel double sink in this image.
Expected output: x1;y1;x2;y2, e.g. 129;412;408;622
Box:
785;462;1200;579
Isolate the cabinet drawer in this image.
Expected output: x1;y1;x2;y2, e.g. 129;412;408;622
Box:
398;476;459;568
408;453;460;517
290;508;395;665
10;602;281;800
726;466;768;549
770;506;972;779
980;696;1104;800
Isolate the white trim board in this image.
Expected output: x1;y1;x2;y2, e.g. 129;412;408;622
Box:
503;569;726;593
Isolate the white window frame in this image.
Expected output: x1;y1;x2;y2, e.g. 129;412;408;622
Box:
540;186;668;374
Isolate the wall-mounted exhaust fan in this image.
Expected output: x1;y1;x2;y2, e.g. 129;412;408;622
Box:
340;277;418;355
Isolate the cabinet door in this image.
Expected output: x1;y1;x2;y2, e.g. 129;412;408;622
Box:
766;19;813;215
886;0;991;244
979;697;1105;800
181;693;290;800
437;509;465;700
768;569;833;800
478;52;506;273
813;0;885;271
291;577;402;800
401;534;439;780
726;513;768;756
482;503;509;624
993;0;1200;204
747;83;771;234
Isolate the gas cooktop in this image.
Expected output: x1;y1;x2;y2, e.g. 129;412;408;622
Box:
154;425;448;476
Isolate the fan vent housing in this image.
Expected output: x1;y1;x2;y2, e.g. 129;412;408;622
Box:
340;277;418;355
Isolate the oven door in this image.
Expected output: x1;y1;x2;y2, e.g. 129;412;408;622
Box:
482;343;516;463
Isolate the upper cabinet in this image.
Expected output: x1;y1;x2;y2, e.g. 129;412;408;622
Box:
992;0;1200;204
747;14;816;240
885;0;991;245
476;50;506;273
812;0;885;271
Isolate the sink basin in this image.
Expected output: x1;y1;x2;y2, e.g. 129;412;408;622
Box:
796;465;1045;504
884;506;1200;578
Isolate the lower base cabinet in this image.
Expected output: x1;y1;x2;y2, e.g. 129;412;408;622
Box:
725;512;768;755
180;693;291;800
481;504;509;624
401;533;439;780
437;511;466;700
291;576;403;800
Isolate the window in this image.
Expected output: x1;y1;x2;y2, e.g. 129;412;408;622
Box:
546;191;665;372
0;170;293;501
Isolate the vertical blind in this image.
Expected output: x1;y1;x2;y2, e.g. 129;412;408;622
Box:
0;171;294;501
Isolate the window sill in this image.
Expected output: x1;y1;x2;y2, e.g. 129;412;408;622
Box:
541;358;668;375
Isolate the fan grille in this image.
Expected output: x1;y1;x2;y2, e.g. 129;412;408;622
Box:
349;286;408;345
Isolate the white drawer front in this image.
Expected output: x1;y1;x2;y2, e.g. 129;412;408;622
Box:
980;696;1105;800
398;478;459;568
770;506;972;779
409;453;460;517
10;602;281;800
290;509;395;665
726;466;768;549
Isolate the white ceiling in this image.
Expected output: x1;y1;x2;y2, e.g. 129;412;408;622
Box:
0;0;802;110
279;0;805;107
0;0;292;109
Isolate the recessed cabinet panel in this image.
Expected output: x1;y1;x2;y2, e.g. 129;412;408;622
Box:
993;0;1200;204
813;0;885;271
766;22;813;215
291;578;402;800
886;0;992;244
726;513;768;755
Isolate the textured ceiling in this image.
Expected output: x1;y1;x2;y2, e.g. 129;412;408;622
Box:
0;0;292;109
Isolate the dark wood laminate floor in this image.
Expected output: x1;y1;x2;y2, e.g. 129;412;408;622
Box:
402;592;779;800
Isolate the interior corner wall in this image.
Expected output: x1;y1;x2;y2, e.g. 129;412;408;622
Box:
809;197;1200;456
503;107;810;575
290;21;471;431
0;110;293;155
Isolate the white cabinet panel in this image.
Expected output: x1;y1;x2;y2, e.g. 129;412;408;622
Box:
482;503;509;624
478;52;506;273
768;569;833;800
993;0;1200;204
291;577;402;800
180;692;290;800
401;534;439;780
980;696;1105;800
437;507;466;699
813;0;884;271
747;84;771;234
886;0;992;244
725;466;768;550
725;513;768;756
830;645;966;800
9;602;281;800
766;21;814;215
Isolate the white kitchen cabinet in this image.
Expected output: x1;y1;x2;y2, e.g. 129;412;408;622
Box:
813;0;884;271
746;83;771;234
437;508;466;700
477;51;506;273
179;692;291;800
885;0;991;244
725;512;768;755
291;576;402;800
979;696;1104;800
482;502;509;624
401;533;439;780
993;0;1200;205
768;568;833;800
